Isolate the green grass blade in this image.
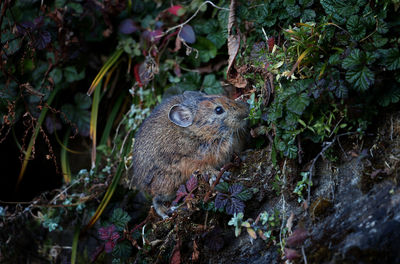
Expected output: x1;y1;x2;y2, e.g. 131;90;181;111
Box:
82;132;133;233
60;130;72;184
71;225;80;264
89;81;101;168
99;94;125;146
87;49;123;96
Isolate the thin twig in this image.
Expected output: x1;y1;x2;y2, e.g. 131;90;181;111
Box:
301;245;308;264
203;162;234;203
162;1;229;36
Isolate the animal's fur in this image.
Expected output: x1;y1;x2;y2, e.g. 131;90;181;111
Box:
130;91;249;218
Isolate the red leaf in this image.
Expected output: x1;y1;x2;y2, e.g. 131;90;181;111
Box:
173;185;188;205
186;175;198;192
98;225;116;240
168;5;185;16
284;247;301;260
170;240;181;264
267;37;275;52
133;63;143;87
286;228;308;247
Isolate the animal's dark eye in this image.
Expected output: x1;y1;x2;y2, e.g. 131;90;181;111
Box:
215;106;225;115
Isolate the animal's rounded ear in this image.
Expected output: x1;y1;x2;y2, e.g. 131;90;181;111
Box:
168;104;194;127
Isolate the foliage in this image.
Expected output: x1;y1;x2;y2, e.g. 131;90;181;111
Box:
214;182;253;215
293;172;312;203
228;209;281;243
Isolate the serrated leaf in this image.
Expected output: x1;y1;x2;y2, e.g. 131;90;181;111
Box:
214;193;228;210
286;4;301;18
202;74;223;94
207;31;226;49
215;182;229;193
286;93;310;115
186;175;198;192
173;184;188;204
112;241;132;258
235;188;253;201
193;37;217;63
342;49;362;70
225;197;245;215
110;208;131;231
378;86;400;107
301;9;316;21
335;81;348;99
345;66;374;92
228;184;244;196
346;15;366;41
179;25;196;44
379;48;400;70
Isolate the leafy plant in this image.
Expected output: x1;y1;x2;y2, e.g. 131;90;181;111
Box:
214;182;253;215
293;172;312;203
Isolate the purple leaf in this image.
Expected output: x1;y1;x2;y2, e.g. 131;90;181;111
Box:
186;175;198;192
214;193;228;210
179;25;196;44
35;31;51;50
225;197;245;215
119;19;138;34
98;225;117;240
173;184;188;205
104;241;115;253
229;184;244;196
45;116;61;134
33;16;44;27
203;227;224;251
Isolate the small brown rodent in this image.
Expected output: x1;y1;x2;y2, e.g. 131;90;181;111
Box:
130;91;249;218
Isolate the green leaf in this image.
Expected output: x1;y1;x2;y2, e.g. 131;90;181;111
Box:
345;66;374;92
235;189;253;201
286;4;301;18
49;68;63;84
202;74;223;94
207;31;226;49
286;93;310;115
193;37;217;63
320;0;361;24
342;49;362;70
74;93;91;109
372;34;388;48
301;9;316;21
110;208;131;232
55;0;66;8
346;15;366;41
328;54;340;65
64;66;85;83
216;182;229;193
378;85;400;107
112;241;132;258
379;48;400;70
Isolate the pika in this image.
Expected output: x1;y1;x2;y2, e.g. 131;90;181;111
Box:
130;91;249;218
